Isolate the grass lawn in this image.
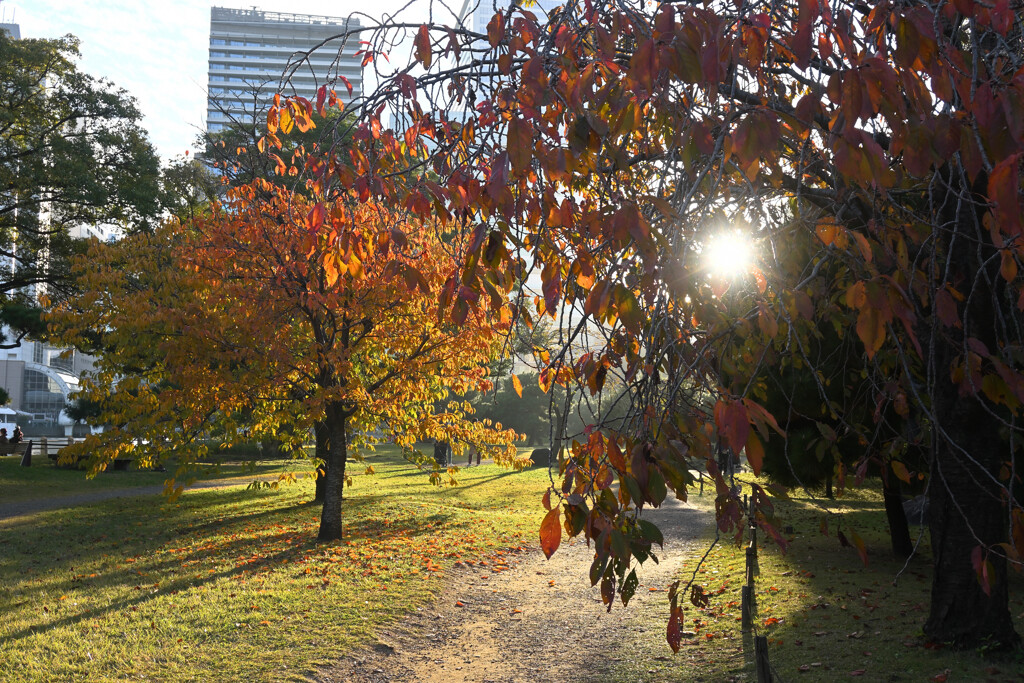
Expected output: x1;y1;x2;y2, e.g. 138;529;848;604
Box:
612;479;1024;682
0;445;549;682
0;454;308;504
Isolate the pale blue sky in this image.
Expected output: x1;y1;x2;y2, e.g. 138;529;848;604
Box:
5;0;443;161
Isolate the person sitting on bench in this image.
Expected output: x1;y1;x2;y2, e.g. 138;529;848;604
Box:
0;428;8;446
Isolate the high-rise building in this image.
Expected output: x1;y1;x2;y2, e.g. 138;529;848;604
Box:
468;0;563;36
0;0;19;40
206;7;362;133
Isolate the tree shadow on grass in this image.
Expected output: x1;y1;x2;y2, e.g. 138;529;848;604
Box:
0;485;455;643
699;489;1024;680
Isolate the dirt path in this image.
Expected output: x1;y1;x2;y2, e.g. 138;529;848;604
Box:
318;496;713;683
0;475;281;521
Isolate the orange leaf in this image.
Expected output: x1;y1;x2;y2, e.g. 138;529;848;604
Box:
891;460;911;484
745;431;764;476
511;373;523;398
855;307;886;359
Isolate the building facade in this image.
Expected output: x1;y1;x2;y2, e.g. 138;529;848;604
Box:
468;0;563;34
206;7;363;133
0;339;95;434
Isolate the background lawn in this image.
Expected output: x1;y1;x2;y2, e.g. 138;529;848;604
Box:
0;445;548;682
0;453;307;504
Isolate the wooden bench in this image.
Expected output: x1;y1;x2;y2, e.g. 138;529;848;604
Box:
0;442;30;458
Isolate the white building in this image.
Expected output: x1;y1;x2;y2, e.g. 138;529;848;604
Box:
206;7;363;133
0;339;93;434
467;0;563;35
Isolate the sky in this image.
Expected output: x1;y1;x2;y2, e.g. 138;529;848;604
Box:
3;0;446;161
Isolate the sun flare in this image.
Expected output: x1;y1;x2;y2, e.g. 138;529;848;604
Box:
705;230;753;279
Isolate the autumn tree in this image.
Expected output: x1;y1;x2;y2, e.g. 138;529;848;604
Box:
0;32;162;344
49;175;521;541
267;0;1024;648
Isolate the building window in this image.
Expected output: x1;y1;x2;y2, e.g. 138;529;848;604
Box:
211;38;226;45
22;369;65;420
50;349;74;374
32;343;43;364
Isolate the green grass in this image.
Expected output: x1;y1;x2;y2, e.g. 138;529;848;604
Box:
0;455;307;504
0;445;549;682
611;480;1024;682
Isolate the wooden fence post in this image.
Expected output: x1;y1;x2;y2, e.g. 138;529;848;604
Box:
754;635;773;682
741;584;753;631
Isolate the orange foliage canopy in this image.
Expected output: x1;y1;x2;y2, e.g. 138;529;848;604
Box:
49;181;522;537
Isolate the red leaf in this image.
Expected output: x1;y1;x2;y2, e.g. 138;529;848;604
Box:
507;117;532;174
667;605;683;653
715;399;750;454
306;203;326;232
971;545;992;596
539;508;561;559
1000;250;1018;283
934;288;961;328
414;25;432;68
988;154;1023;237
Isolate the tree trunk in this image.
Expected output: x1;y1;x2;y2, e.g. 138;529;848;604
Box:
924;395;1018;648
923;166;1019;649
881;472;913;558
433;440;450;466
317;405;349;542
313;420;329;503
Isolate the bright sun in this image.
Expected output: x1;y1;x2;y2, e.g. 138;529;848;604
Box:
705;230;753;278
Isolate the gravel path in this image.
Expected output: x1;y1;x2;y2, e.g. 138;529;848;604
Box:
0;475;280;521
317;495;714;683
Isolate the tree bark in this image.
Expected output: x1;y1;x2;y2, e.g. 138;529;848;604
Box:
881;472;913;558
923;166;1019;649
317;405;349;542
924;396;1017;648
313;420;328;503
433;440;451;466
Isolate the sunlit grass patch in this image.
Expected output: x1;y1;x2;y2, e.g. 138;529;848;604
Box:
0;446;548;681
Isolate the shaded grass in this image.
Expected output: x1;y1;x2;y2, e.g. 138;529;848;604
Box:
612;480;1024;682
0;446;548;682
0;455;307;505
